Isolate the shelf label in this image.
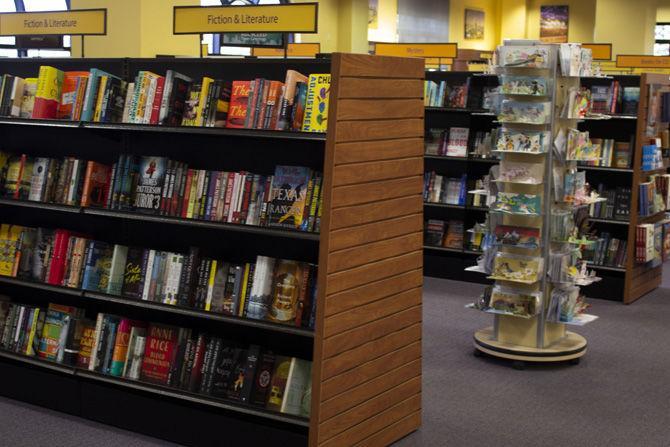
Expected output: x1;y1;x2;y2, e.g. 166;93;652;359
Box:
252;43;320;57
0;9;106;36
616;55;670;68
173;4;318;34
374;43;458;59
582;43;612;61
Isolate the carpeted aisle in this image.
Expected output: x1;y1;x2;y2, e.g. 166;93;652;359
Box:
395;277;670;447
0;277;668;446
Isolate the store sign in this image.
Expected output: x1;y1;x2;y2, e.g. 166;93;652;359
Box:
223;32;284;48
374;43;458;59
173;4;318;34
252;43;321;57
582;43;612;61
616;55;670;68
0;9;106;36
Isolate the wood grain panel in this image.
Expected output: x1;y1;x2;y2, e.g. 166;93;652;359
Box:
323;306;422;358
335;118;423;143
324;287;421;337
338;78;423;99
355;410;422;447
334;138;423;164
326;269;422;316
325;252;422;295
332;158;423;187
330;195;423;230
320;396;421;447
321;341;421;401
319;377;422;442
321;323;421;379
329;214;422;251
319;360;421;422
338;54;424;79
331;176;422;208
336;98;424;121
328;232;422;273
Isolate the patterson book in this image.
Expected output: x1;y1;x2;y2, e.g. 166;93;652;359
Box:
133;156;167;212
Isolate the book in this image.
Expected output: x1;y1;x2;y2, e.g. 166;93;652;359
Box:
19;78;37;118
268;260;307;324
133;156;167;212
32;66;64;119
301;74;330;132
445;127;469;157
81;161;112;208
140;323;180;385
280;358;311;416
226;81;251;129
266;356;292;411
267;166;312;229
276;70;308;131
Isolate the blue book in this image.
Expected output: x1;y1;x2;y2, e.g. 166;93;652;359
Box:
81;68;111;122
81;241;112;292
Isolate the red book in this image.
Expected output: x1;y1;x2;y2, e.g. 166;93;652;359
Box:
239;174;253;224
225;81;251;129
266;81;283;130
181;169;194;218
46;229;72;285
255;80;271;129
149;76;166;125
187;333;207;392
81;161;112;208
32;66;64;119
140;323;179;385
57;71;89;120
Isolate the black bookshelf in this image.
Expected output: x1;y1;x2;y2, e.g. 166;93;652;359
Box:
0;56;335;447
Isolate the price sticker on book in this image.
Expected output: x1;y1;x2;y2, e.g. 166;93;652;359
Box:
0;9;106;36
173;4;318;34
374;43;458;59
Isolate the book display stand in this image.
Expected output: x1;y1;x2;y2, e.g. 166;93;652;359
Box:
470;42;597;365
0;53;424;446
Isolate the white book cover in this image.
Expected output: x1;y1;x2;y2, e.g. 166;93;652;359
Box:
28;158;49;202
88;313;105;371
446;127;469;157
280;358;312;417
107;244;128;296
122;82;135;123
141;249;156;300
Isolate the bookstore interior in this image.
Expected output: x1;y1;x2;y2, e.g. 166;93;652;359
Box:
0;1;669;446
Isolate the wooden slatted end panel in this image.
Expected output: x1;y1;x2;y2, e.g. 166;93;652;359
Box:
310;53;424;447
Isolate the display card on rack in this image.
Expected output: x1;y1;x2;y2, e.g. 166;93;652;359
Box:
490;192;541;215
498;100;551;124
498;45;552;68
500;76;548;96
497;161;544;184
494;225;541;249
490;253;543;283
495;129;549;153
489;286;541;317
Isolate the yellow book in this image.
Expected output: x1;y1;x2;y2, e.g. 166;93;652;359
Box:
237;263;250;317
186;170;200;219
25;308;40;356
195;77;214;127
93;75;108;122
0;224;23;277
135;73;149;124
33;65;64;119
301;73;331;132
205;259;217;311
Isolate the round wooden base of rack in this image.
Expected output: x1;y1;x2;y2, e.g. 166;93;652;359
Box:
473;327;587;365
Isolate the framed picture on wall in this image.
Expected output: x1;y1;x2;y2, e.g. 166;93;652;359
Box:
540;5;569;43
464;9;485;40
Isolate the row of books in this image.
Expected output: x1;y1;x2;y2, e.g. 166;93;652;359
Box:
635;222;669;266
423;172;467;206
579;138;633;168
424;219;464;250
425;127;469;157
588;185;631;221
423;79;470;108
582;234;627;268
0;299;311;417
639;176;667;218
0;224;316;330
590;82;639;115
641;145;664;172
0;66;329;132
2;154;322;233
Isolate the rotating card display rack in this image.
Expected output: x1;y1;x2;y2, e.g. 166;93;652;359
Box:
470;42;599;365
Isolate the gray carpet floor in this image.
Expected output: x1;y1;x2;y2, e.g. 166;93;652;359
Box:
0;274;668;446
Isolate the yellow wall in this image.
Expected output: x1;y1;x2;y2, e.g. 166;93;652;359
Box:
368;0;398;43
139;0;199;57
659;4;670;21
449;0;499;50
498;0;526;42
526;0;596;43
295;0;338;53
594;0;657;56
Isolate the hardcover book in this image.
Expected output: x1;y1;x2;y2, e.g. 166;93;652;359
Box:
226;81;251;129
267;166;312;229
268;260;306;324
32;65;64;119
301;74;330;133
133;156;167;212
140;323;179;385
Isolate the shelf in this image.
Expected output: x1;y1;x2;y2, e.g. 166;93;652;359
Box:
585;263;626;273
424;155;468;162
548;314;599;326
467;205;489;212
641;167;669;176
423;202;465;209
0;199;320;241
0;117;327;142
0;276;315;338
588;217;629;225
0;349;309;427
425;107;488;113
468;157;500;164
466;304;535;319
639;211;668;224
463;249;483;255
577;165;633;173
423;245;462;253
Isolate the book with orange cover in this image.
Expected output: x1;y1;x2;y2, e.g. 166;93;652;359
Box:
58;71;89;120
